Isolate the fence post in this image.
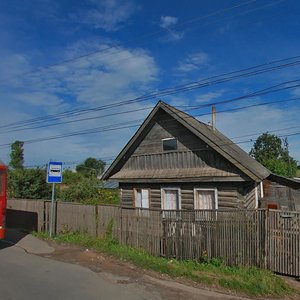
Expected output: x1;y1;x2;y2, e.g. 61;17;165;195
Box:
95;205;98;238
160;210;165;257
120;206;123;244
43;200;46;232
264;209;268;269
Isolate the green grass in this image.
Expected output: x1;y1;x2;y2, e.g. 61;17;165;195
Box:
34;231;298;298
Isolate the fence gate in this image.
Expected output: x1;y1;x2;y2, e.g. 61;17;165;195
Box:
267;210;300;277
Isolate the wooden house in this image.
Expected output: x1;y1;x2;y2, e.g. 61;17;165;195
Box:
102;101;299;211
262;174;300;211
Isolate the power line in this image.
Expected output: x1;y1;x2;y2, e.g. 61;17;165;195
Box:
2;93;300;135
2;54;300;131
1;80;300;148
0;106;153;134
22;126;297;170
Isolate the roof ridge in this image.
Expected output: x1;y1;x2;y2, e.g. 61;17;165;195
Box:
102;100;270;181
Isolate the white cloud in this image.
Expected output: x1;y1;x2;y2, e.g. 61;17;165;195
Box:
195;91;224;103
159;15;184;41
176;52;209;73
72;0;139;32
197;105;300;161
0;52;31;81
160;16;178;29
0;41;158;166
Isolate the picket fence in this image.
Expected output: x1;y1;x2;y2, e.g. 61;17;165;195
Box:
7;199;300;277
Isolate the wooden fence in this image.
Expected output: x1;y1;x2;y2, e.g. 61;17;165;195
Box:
7;199;300;277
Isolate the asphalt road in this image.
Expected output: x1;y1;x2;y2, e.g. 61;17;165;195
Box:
0;231;247;300
0;237;160;300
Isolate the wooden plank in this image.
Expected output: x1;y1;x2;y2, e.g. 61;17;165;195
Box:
56;202;97;236
8;199;300;277
7;199;45;232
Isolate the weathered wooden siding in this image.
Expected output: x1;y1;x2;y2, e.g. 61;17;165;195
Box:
122;151;244;178
120;187;133;208
8;200;300;277
56;202;97;236
262;179;300;210
97;205;121;240
118;111;248;179
241;183;257;209
120;183;256;210
8;199;300;277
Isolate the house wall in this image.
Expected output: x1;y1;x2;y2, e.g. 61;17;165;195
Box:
112;108;259;210
261;179;300;210
119;112;247;179
120;182;257;210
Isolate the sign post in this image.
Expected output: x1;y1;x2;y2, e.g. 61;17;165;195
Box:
47;161;63;237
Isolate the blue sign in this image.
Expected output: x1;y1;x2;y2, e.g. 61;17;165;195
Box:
47;162;63;183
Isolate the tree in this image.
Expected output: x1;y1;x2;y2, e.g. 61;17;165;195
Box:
62;169;84;185
250;133;298;177
9;140;24;169
8;168;52;199
57;175;119;205
75;157;105;178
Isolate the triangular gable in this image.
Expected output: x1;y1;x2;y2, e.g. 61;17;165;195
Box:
102;101;270;181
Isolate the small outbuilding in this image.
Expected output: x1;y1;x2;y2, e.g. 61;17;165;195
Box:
102;101;300;211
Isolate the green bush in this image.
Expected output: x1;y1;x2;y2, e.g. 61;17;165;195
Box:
8;168;51;199
58;177;119;205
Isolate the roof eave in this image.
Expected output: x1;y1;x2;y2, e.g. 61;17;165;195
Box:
102;101;164;180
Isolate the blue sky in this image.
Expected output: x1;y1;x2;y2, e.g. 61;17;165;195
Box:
1;0;300;169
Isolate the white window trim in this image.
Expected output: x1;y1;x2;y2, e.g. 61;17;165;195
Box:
193;188;218;210
260;181;264;198
254;184;258;209
161;187;181;210
134;188;150;209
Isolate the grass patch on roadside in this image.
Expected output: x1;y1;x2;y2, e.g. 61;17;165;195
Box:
33;231;298;298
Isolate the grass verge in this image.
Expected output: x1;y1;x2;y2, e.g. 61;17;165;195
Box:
34;231;298;298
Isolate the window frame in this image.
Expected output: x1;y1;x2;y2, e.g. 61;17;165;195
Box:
193;188;218;210
161;187;181;210
133;188;150;209
162;137;178;152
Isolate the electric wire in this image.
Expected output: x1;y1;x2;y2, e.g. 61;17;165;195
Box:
2;56;300;131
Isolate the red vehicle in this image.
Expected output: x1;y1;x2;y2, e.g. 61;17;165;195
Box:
0;161;7;239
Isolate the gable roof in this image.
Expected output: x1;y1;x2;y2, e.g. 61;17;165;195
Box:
102;101;270;182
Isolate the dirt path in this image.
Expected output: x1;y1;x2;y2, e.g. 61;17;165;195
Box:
5;229;300;300
38;241;260;300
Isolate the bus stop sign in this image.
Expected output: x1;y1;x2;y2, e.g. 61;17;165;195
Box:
47;162;63;183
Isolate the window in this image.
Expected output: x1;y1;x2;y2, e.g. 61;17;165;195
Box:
161;188;181;210
162;188;181;219
194;189;217;210
134;189;149;209
194;189;218;221
162;138;177;151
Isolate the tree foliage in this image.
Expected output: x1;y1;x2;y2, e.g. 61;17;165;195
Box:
62;169;84;185
9;140;24;170
250;133;298;177
8;168;52;199
57;177;119;205
75;157;106;178
7;150;118;204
